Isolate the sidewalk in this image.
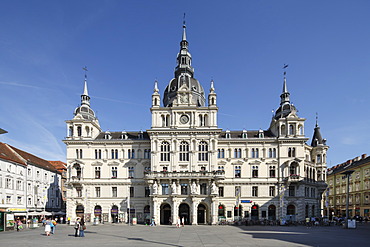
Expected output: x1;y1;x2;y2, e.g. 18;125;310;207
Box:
1;222;369;247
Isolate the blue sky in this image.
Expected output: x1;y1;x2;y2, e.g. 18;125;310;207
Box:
0;0;369;166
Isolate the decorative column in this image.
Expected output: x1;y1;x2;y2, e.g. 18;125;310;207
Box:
192;199;198;225
172;199;178;225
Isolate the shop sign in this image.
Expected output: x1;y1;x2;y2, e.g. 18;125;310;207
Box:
7;208;27;212
241;200;252;203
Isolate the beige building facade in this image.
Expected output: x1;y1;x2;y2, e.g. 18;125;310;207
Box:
326;154;370;219
64;24;328;225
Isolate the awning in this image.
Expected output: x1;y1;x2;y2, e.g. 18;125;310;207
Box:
14;212;27;216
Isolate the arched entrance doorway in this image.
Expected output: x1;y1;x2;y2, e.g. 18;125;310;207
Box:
251;205;259;221
94;205;102;223
197;204;206;224
160;204;171;225
179;203;190;225
234;205;242;220
111;205;119;223
268;205;276;220
75;204;84;219
287;204;296;222
144;205;150;225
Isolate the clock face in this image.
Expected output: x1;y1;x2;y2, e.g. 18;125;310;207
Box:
180;114;189;124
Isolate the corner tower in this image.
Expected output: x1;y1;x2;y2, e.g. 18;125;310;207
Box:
65;72;101;140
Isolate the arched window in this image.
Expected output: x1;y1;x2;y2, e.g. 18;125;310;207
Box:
298;125;303;135
281;125;286;136
85;126;90;137
234;148;241;158
198;141;208;161
269;166;276;178
289;124;294;135
69;126;73;137
179;141;189;161
252;166;258;178
160;141;170;161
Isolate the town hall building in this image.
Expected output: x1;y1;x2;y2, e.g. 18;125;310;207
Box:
64;24;328;225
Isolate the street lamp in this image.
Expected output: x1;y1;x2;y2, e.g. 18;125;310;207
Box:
341;170;354;229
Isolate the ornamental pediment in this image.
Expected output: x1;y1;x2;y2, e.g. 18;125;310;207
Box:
91;161;103;166
218;160;227;165
249;160;261;165
108;161;120;166
232;160;244;165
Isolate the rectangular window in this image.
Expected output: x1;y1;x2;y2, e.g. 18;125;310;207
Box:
235;166;241;178
112;187;117;197
6;195;11;204
269;186;275;197
17;196;22;205
5;178;11;189
162;184;169;195
269;167;276;178
130;187;134;197
219;187;224;197
28;168;31;176
200;183;207;195
289;186;295;196
252;186;258;197
128;167;134;178
95;167;101;179
95;187;101;197
252;168;258;178
112;167;118;178
227;211;232;218
181;184;188;195
145;187;150;197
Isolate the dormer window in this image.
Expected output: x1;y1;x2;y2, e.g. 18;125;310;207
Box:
104;132;111;140
242;130;247;139
138;131;144;140
225;130;231;139
258;129;264;138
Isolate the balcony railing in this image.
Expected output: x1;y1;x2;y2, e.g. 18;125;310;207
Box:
144;170;225;179
69;176;83;183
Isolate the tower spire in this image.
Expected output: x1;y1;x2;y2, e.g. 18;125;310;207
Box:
81;66;90;106
280;64;290;106
182;13;187;41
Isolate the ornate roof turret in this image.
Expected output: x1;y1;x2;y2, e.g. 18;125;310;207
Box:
274;69;297;119
311;114;326;147
163;21;205;107
74;69;97;121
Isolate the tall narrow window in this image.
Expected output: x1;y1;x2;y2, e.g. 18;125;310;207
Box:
252;166;258;178
128;167;134;178
162;183;169;195
130;187;134;197
111;167;118;178
95;149;102;159
200;183;207;195
235;166;241;178
234;148;241;158
198;141;208;161
269;166;276;178
289;186;295;197
252;186;258;197
269;186;275;197
145;187;150;197
77;126;82;136
179;141;189;161
160;141;171;161
95;167;101;179
95;187;101;197
112;187;117;197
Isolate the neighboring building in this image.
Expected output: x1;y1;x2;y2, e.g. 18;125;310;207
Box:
326;154;370;219
0;142;63;231
48;161;67;213
64;24;328;225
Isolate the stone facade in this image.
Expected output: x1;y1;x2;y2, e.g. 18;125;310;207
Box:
64;24;328;225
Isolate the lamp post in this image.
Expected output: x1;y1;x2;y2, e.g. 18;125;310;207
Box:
341;170;354;229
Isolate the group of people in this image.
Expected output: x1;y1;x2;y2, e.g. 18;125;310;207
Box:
74;217;86;237
43;218;58;236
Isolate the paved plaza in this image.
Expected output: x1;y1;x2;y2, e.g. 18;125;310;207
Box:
1;223;369;247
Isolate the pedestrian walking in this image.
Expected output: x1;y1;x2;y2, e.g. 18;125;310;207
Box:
79;218;86;237
181;217;185;227
74;218;80;237
51;219;57;234
16;218;23;231
150;217;156;226
44;218;52;236
176;216;181;228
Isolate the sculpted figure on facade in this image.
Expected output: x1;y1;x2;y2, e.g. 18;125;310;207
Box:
191;181;198;194
152;181;158;194
171;181;177;194
211;181;218;194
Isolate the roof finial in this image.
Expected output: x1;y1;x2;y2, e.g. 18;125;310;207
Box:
282;64;289;93
316;112;319;127
154;79;159;93
83;66;88;80
182;13;187;41
82;66;89;96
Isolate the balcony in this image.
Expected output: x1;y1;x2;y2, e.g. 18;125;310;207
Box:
283;174;302;183
69;176;83;184
144;171;225;180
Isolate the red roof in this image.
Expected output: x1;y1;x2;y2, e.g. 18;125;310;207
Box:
48;160;67;172
1;142;60;173
0;142;26;166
